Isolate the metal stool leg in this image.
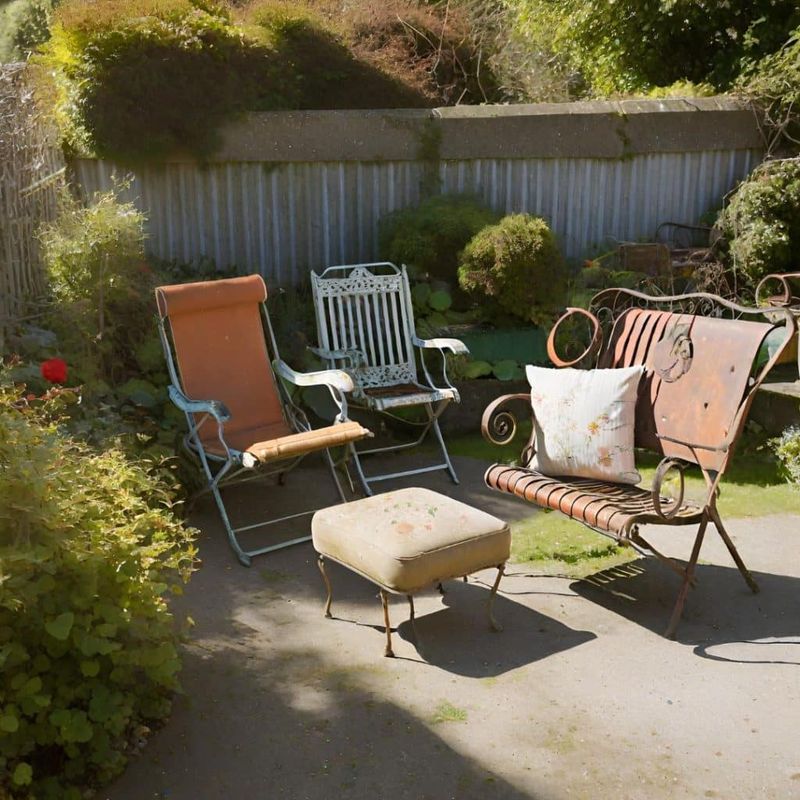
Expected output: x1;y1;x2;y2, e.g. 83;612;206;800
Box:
487;564;505;632
380;590;394;657
318;556;333;618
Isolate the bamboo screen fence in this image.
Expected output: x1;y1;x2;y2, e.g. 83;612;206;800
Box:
0;63;64;348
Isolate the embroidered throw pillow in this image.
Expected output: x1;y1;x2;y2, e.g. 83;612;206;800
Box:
525;365;644;485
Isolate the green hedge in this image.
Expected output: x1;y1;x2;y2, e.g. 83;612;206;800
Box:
0;381;196;798
39;0;428;162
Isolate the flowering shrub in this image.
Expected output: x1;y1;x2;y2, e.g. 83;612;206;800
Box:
0;377;196;798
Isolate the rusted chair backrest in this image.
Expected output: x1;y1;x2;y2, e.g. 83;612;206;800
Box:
155;275;288;438
597;307;773;472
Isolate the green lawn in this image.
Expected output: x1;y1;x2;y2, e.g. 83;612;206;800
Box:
444;427;800;575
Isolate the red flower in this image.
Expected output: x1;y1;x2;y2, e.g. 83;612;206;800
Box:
40;358;68;384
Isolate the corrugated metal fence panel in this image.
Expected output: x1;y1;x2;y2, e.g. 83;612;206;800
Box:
73;149;760;285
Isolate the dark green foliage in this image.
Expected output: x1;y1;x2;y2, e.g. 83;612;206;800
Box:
379;195;500;282
0;380;196;798
737;25;800;151
458;214;566;325
716;158;800;284
517;0;800;95
773;426;800;486
39;0;429;162
42;0;275;161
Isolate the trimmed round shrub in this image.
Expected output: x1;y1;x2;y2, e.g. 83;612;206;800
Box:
378;195;500;281
0;381;196;798
716;158;800;285
457;213;566;325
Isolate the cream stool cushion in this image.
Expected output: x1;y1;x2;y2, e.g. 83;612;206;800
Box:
312;487;510;594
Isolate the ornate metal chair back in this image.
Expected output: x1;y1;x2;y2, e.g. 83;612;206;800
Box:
311;263;418;390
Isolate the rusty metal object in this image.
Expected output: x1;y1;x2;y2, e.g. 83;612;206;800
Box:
380;590;394;658
618;242;671;275
546;307;603;368
318;556;333;618
481;288;795;638
755;272;800;308
487;564;505;632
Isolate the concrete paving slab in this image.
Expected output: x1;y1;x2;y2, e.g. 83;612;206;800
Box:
103;455;800;800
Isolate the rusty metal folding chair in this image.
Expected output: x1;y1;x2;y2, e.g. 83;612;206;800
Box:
310;262;468;496
156;275;372;566
482;289;796;637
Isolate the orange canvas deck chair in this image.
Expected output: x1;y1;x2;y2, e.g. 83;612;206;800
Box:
156;275;372;566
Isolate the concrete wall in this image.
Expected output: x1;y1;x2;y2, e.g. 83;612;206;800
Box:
71;97;763;284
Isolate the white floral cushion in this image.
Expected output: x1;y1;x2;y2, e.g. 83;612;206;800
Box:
525;365;644;485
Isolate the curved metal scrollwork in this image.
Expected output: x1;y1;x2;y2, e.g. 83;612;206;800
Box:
756;272;800;309
481;393;531;447
652;323;693;383
546;307;603;368
651;458;687;520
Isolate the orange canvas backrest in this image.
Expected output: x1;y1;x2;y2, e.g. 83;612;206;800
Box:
155;275;286;436
600;307;774;471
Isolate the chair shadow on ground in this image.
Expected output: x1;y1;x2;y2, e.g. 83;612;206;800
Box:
322;567;596;678
571;557;800;664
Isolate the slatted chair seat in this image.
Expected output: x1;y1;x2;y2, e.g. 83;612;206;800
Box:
362;383;458;409
481;289;796;638
485;464;702;537
311;262;468;495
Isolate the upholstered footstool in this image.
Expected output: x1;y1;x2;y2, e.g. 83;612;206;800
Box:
311;487;511;657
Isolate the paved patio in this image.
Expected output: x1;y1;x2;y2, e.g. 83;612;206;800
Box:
105;454;800;800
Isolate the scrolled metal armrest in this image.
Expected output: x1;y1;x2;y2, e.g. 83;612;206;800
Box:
411;335;469;355
651;457;689;520
168;386;231;422
274;360;355;393
546;307;602;368
481;393;532;447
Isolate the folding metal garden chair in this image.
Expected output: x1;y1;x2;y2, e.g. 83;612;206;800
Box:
156;275;372;566
310;262;467;495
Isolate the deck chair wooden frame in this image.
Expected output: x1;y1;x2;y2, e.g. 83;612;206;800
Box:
310;262;468;496
481;289;796;638
156;275;372;566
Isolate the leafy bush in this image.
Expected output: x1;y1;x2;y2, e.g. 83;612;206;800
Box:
773;426;800;486
41;0;275;161
0;380;196;798
40;0;465;161
737;24;800;151
716;158;800;285
379;195;500;282
39;184;148;384
458;213;566;325
514;0;800;96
